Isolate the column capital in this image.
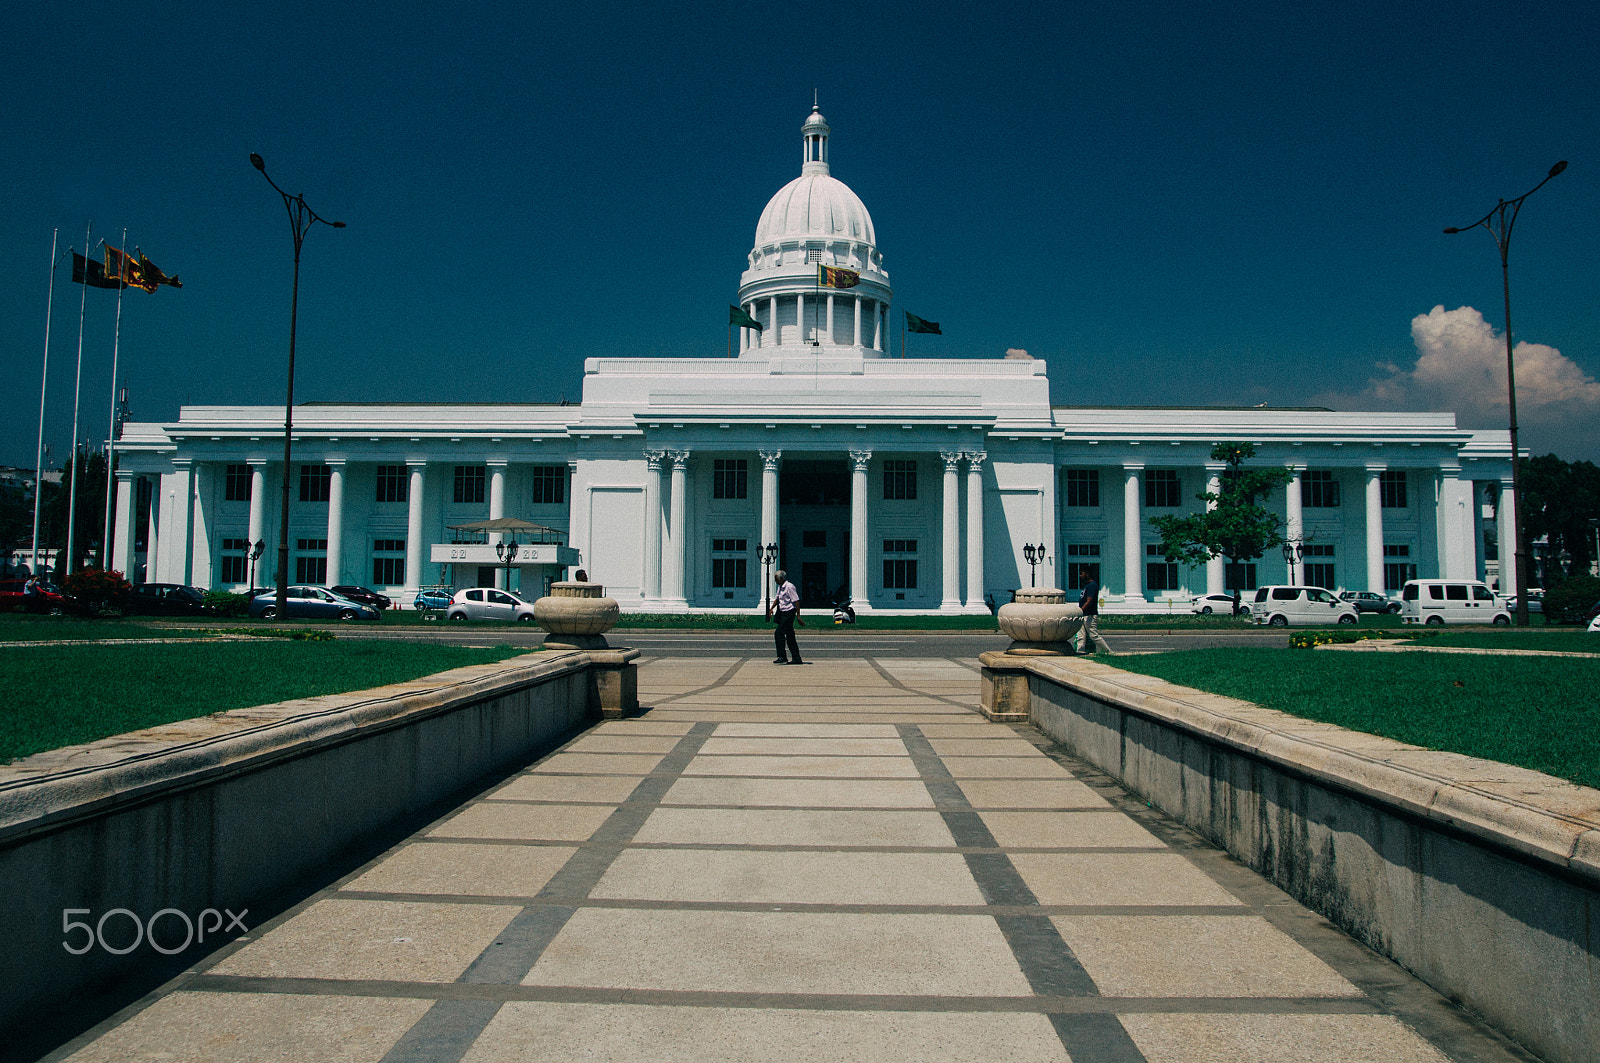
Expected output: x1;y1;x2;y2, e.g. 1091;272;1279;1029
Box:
171;458;193;469
1439;464;1462;478
668;449;692;470
759;449;783;471
406;458;428;468
325;458;348;468
1287;463;1307;474
247;457;269;467
644;448;666;470
1204;462;1227;473
115;468;135;482
941;450;963;472
1365;463;1388;474
849;449;873;472
1120;460;1143;472
486;459;509;469
963;450;986;470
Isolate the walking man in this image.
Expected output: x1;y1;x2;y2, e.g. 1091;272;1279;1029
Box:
1078;568;1112;655
771;569;804;665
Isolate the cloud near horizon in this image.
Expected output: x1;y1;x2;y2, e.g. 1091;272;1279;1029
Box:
1312;305;1600;460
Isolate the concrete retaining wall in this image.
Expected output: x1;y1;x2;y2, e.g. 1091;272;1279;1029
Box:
0;650;603;1040
1010;654;1599;1063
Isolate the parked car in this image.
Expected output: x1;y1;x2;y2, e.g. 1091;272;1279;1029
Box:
331;585;393;611
1338;591;1401;615
247;586;380;621
1504;595;1543;615
1190;593;1249;616
1400;580;1511;626
1251;585;1360;627
1584;600;1600;627
123;583;210;616
0;578;71;614
446;587;538;622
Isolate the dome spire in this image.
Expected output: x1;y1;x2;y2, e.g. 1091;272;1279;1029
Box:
802;96;830;176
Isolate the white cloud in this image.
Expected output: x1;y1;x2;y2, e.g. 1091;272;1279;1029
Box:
1004;348;1033;360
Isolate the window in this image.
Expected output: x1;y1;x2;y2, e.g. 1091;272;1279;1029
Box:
712;459;748;500
1473;585;1495;601
1065;544;1100;590
225;464;252;502
1380;469;1407;508
1445;584;1469;601
375;465;408;503
1225;562;1258;591
1303;543;1335;589
1483;531;1498;561
372;539;405;586
220;537;248;583
1146;544;1179;592
883;539;918;589
294;538;327;584
883;460;917;500
453;465;485;504
1303;470;1340;508
299;464;331;503
1145;470;1181;508
802;530;826;548
531;465;565;504
711;538;748;590
1064;469;1099;507
1383;544;1415;592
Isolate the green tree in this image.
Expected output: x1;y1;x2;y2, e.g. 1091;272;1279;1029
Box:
1522;454;1600;582
1149;443;1294;592
39;449;108;571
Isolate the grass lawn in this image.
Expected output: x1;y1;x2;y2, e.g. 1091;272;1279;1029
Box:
1420;630;1599;653
0;641;529;764
1109;648;1600;789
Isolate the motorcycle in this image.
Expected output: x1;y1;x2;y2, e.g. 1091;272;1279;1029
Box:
833;595;856;625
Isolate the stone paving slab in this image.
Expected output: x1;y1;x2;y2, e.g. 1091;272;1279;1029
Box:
53;656;1530;1063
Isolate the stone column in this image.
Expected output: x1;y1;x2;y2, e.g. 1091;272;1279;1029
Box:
325;460;345;588
759;450;781;562
853;297;862;347
941;451;962;609
769;296;778;347
1497;479;1516;594
826;294;835;345
965;451;986;608
850;449;872;607
643;450;664;601
405;461;426;599
1285;465;1304;582
664;450;691;607
796;293;806;345
873;303;883;351
111;470;136;577
247;461;267;561
488;460;507;588
1366;465;1386;592
1205;464;1225;595
144;480;161;582
1438;464;1466;579
168;461;194;585
1123;463;1143;604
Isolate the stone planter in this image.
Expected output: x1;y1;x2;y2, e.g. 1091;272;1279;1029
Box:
995;588;1082;655
534;581;621;650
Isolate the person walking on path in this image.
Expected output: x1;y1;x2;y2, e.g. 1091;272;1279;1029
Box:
770;569;805;665
1078;568;1112;655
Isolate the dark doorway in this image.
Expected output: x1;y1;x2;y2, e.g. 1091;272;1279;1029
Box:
779;459;851;608
800;561;830;605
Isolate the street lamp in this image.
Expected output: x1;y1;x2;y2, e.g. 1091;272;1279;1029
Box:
1444;160;1566;626
250;153;345;621
1282;540;1304;585
495;538;520;591
1022;543;1046;587
248;538;265;594
1589;518;1599;578
760;542;778;615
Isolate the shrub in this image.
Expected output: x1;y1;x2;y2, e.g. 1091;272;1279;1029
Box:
204;590;251;618
1542;575;1600;625
61;568;131;616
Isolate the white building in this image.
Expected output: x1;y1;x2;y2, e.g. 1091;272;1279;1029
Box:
111;106;1517;611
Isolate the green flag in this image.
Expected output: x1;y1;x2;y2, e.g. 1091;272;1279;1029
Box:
905;311;941;334
729;305;764;331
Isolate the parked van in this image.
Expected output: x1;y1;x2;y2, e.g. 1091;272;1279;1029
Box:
1251;585;1359;627
1400;580;1511;626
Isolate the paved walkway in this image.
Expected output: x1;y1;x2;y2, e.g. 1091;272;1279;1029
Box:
55;656;1522;1062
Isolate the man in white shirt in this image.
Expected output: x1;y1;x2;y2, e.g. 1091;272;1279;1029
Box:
770;569;804;665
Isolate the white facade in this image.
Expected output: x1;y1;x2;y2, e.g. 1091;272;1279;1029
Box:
111;107;1517;611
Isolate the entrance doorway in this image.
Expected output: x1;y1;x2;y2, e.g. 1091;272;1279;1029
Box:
779;459;851;608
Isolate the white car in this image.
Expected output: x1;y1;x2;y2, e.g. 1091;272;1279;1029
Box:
1190;593;1249;616
1251;585;1360;627
446;587;538;622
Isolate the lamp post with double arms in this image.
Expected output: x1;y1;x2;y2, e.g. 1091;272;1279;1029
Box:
495;538;520;592
1444;160;1566;627
760;542;778;617
250;153;345;621
248;538;265;595
1281;540;1304;585
1022;543;1045;587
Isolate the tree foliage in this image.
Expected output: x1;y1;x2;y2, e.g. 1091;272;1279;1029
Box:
1521;454;1600;582
1149;443;1295;570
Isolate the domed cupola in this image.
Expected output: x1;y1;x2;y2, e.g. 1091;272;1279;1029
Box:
735;102;893;357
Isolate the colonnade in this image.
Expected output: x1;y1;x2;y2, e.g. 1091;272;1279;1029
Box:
738;294;888;352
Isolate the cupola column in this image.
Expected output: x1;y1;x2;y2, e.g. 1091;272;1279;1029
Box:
965;452;986;607
853;298;862;348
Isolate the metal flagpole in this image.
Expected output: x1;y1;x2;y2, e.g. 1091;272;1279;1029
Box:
101;229;129;570
66;222;93;578
31;229;59;579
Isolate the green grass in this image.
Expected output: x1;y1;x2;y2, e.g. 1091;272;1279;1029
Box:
0;641;528;763
1109;648;1600;789
1422;630;1600;653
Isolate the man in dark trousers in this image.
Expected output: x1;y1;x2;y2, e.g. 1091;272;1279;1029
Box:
770;569;805;664
1077;568;1112;655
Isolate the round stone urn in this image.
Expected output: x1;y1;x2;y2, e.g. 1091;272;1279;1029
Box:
996;588;1083;655
534;581;621;649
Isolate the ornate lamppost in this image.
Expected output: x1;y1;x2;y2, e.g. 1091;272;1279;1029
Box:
1444;160;1566;627
248;538;265;594
760;542;779;615
1022;542;1046;587
496;538;521;592
250;153;345;621
1282;540;1304;585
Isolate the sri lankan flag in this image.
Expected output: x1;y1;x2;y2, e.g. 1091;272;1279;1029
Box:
106;247;182;292
71;251;125;289
137;250;182;290
818;265;860;289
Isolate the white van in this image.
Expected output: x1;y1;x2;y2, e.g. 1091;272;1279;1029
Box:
1251;585;1360;627
1400;580;1511;626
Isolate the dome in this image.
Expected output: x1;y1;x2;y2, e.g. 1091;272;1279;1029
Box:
752;172;876;247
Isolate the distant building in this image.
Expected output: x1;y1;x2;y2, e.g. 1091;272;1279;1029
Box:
112;107;1517;610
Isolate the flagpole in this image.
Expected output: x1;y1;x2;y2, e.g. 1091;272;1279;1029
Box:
101;229;129;570
31;230;59;580
65;223;93;578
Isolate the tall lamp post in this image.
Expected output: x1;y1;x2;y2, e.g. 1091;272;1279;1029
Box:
1022;543;1046;587
760;542;778;615
1444;160;1566;627
495;538;521;591
250;153;345;620
248;538;265;594
1282;540;1304;585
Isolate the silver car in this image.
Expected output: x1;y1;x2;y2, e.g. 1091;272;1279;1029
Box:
446;587;538;622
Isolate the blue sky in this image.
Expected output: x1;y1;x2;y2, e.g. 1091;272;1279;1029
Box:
4;0;1596;469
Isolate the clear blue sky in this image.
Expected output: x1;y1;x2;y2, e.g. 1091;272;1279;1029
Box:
4;0;1596;468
